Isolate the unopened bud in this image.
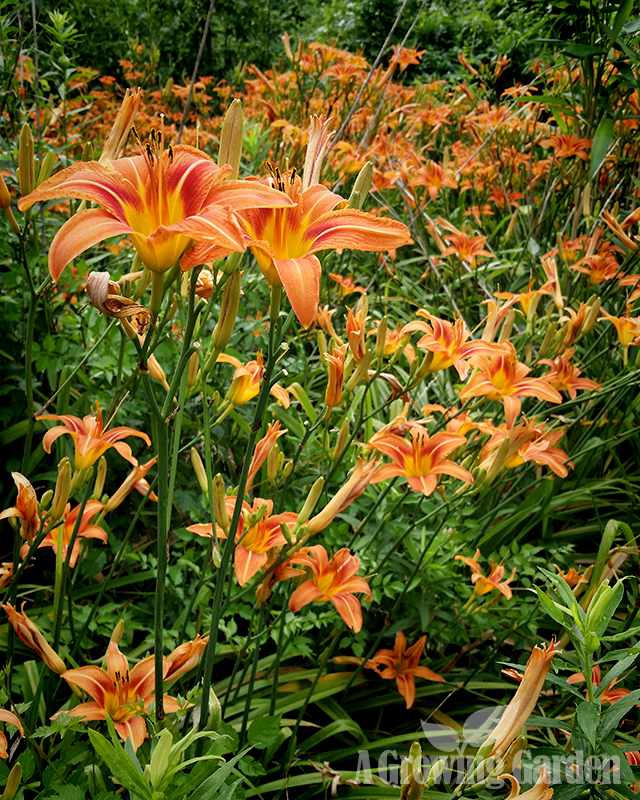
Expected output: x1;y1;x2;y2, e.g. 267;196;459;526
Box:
39;489;53;511
50;457;72;520
426;757;447;788
266;441;283;482
213;270;241;353
17;124;35;196
297;477;325;525
206;686;222;730
218;99;244;179
213;474;229;531
375;317;388;361
187;347;200;387
584;296;601;333
281;459;293;481
37;151;57;186
147;353;170;391
92;456;107;500
2;763;23;800
498;309;515;342
348;161;374;210
0;174;11;209
148;728;173;789
316;329;328;357
333;418;350;462
190;448;208;497
111;619;125;644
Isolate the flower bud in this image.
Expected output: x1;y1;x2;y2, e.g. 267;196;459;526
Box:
190;447;208;497
2;763;23;799
2;603;66;674
213;474;229;532
297;477;325;526
187;347;200;387
206;686;222;731
0;174;11;209
333;418;350;462
584;296;601;333
266;441;283;482
375;316;388;362
50;457;72;520
39;489;53;511
37;151;57;186
212;270;241;353
17;123;35;196
348;161;374;209
93;456;108;499
111;619;125;644
218;99;244;179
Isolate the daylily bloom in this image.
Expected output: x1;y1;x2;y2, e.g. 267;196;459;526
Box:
402;311;499;378
324;344;348;408
539;349;600;399
57;637;180;750
600;310;640;347
2;603;66;674
479;419;571;479
18;129;292;279
218;353;290;407
38;500;107;567
540;133;591;160
0;709;23;760
460;345;562;427
439;222;492;268
247;421;286;492
329;272;366;296
414;160;456;200
455;549;515;599
570;251;620;284
37;403;151;470
567;665;632;704
365;631;444;708
287;545;371;632
0;472;40;543
368;422;472;495
481;642;555;756
558;567;588;588
185;116;410;327
187;497;297;586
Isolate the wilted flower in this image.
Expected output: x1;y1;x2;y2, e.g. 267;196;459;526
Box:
2;603;66;674
0;472;40;543
0;709;23;760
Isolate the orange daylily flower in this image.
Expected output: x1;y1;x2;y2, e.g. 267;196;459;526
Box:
600;310;640;347
455;549;515;599
184;117;410;327
0;472;40;543
0;709;23;760
247;421;286;492
287;545;371;632
482;641;555;756
570;251;620;284
539;349;600;399
217;352;290;407
540;134;591;160
368;422;472;495
18;131;291;279
37;500;107;568
2;603;66;674
402;311;500;378
479;419;571;478
500;767;554;800
187;497;297;586
567;665;633;704
57;637;180;751
329;272;366;296
558;566;588;588
414;160;457;200
460;344;562;427
37;403;151;470
365;631;444;708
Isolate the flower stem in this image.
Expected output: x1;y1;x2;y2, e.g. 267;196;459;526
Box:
198;284;283;729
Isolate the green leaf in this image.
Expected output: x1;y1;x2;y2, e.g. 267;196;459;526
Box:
596;651;640;698
535;588;572;627
299;718;366;753
590;116;614;179
88;729;151;799
599;689;640;739
247;715;281;749
188;748;250;798
576;701;600;749
610;0;635;41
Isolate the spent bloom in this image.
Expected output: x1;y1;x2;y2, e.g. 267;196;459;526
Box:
0;709;23;760
366;632;444;708
0;472;40;544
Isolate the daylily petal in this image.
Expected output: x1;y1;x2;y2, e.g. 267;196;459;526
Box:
272;255;321;328
307;209;412;254
332;593;364;632
48;209;132;281
289;580;323;612
61;666;113;704
207;179;296;211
